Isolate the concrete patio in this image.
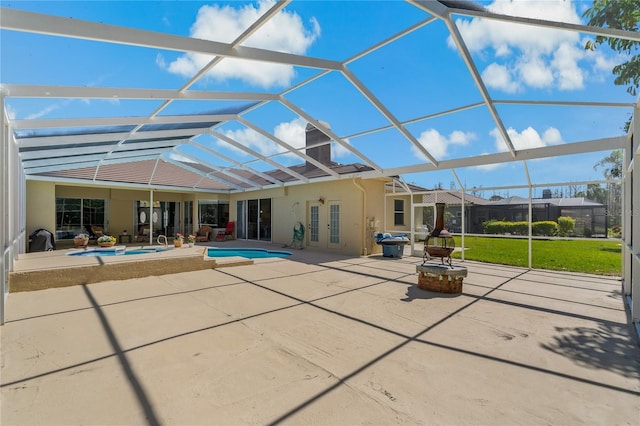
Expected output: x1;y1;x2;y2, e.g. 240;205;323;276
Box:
1;243;639;425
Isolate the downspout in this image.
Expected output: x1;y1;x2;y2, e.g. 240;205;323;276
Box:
353;178;367;256
149;190;154;246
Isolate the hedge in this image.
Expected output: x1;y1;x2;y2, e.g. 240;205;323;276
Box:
483;220;558;236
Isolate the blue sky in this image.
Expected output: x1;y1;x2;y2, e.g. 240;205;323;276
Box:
1;0;635;198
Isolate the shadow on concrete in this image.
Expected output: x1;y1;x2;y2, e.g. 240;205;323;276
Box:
82;285;160;426
541;321;640;379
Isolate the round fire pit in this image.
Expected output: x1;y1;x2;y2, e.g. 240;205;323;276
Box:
424;235;455;267
416;264;468;294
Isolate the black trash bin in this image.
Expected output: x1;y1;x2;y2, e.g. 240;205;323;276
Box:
29;228;56;252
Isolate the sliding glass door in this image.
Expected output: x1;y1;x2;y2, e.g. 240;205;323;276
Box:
236;200;246;239
259;198;271;241
237;198;271;241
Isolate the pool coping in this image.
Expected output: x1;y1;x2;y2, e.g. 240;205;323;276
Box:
10;245;254;292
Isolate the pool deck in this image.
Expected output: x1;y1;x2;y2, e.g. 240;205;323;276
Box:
2;241;639;425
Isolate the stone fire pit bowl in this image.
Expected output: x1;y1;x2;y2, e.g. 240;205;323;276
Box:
416;263;468;294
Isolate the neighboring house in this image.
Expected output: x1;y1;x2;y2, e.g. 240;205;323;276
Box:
472;196;608;237
379;188;490;241
420;191;491;234
378;190;609;238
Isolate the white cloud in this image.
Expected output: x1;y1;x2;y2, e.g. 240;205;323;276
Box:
161;0;320;88
481;63;519;93
579;36;620;84
26;103;62;120
331;140;352;159
474;125;563;171
586;43;618;73
452;0;597;92
273;118;352;160
271;118;352;160
516;56;554;89
220;126;279;157
166;151;197;163
542;127;562;145
274;118;306;150
155;53;166;69
449;130;474;145
491;126;564;152
473;155;505;171
214;119;297;157
412;129;476;160
216;118;353;163
551;42;585;90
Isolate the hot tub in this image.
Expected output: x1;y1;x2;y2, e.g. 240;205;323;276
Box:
67;246;173;256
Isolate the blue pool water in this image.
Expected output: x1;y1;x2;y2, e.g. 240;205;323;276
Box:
67;247;173;256
207;247;292;259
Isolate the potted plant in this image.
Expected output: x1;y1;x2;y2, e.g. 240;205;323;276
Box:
187;234;196;247
97;235;116;247
74;233;90;248
174;233;184;248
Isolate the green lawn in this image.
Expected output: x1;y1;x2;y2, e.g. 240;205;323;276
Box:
451;236;622;276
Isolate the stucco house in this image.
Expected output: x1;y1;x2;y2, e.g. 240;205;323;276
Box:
27;123;400;257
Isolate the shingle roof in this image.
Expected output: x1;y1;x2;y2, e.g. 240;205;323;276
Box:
33;158;377;192
487;196;604;207
421;191;490;205
35;160;231;191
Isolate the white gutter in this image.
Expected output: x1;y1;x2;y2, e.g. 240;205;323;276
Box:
352;178;367;256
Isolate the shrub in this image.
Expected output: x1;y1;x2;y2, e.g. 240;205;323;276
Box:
532;221;558;236
557;216;575;237
609;224;622;237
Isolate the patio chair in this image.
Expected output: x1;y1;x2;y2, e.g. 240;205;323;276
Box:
195;225;212;242
84;224;105;239
215;221;235;242
92;226;105;238
136;224;150;243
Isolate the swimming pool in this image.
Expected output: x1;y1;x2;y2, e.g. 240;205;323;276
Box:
207;247;292;259
67;247;173;256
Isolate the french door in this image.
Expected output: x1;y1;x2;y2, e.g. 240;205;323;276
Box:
307;201;341;249
135;201;180;237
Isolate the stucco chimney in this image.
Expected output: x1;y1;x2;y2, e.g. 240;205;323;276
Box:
305;121;331;169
